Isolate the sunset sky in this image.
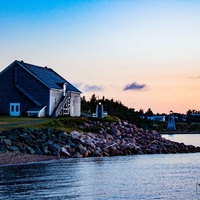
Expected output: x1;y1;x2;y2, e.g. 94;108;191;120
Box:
0;0;200;114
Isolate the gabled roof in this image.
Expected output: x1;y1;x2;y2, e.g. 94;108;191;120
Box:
1;60;81;93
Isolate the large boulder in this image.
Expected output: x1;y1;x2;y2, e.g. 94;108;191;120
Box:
60;146;70;157
111;128;121;137
3;139;12;146
8;146;20;152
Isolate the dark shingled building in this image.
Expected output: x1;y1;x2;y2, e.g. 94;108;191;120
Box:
0;60;81;117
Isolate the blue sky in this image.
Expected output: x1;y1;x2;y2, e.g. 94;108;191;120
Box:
1;0;200;113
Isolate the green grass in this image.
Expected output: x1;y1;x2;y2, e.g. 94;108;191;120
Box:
0;115;120;133
0;116;53;131
0;116;42;124
39;117;91;132
88;115;120;123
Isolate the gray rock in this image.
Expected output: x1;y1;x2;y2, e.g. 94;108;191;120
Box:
60;147;70;157
45;140;54;146
41;134;47;140
70;131;83;139
8;146;20;152
59;132;68;139
19;133;30;140
52;143;61;152
3;139;12;146
47;133;57;141
26;146;35;154
93;148;102;157
48;143;60;154
78;145;89;157
67;146;76;155
112;128;121;137
73;152;83;158
34;146;44;155
43;146;49;154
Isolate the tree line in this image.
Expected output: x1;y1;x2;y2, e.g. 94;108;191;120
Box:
81;94;153;127
81;94;200;126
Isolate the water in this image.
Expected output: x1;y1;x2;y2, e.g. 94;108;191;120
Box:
162;134;200;147
0;153;200;200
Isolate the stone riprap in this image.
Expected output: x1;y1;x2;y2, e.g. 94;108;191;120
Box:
0;120;200;158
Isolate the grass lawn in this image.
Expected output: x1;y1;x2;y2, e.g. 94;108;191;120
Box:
0;116;55;131
0;115;120;132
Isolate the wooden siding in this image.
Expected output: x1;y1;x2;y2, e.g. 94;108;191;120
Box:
49;89;63;116
0;63;50;116
0;66;33;115
70;92;81;116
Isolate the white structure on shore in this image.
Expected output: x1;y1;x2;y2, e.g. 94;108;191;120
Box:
167;110;176;131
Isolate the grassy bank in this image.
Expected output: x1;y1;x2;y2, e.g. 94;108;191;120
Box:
0;115;120;132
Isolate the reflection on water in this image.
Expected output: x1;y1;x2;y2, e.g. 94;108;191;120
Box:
0;160;83;199
0;154;200;199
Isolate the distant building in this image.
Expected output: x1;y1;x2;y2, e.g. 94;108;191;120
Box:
188;114;200;124
148;116;165;122
0;60;81;117
167;111;176;131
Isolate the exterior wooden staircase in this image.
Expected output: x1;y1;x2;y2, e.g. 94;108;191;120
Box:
52;91;71;118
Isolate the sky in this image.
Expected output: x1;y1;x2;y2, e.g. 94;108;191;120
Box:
0;0;200;114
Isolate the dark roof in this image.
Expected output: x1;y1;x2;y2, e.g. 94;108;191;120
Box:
16;60;81;93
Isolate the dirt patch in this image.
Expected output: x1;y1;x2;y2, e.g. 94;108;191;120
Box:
0;152;59;166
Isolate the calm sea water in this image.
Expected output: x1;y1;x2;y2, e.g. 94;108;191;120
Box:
0;135;199;200
162;134;200;147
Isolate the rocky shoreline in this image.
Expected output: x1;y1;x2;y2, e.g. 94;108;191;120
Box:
0;120;200;164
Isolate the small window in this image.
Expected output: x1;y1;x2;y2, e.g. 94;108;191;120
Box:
16;105;19;112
